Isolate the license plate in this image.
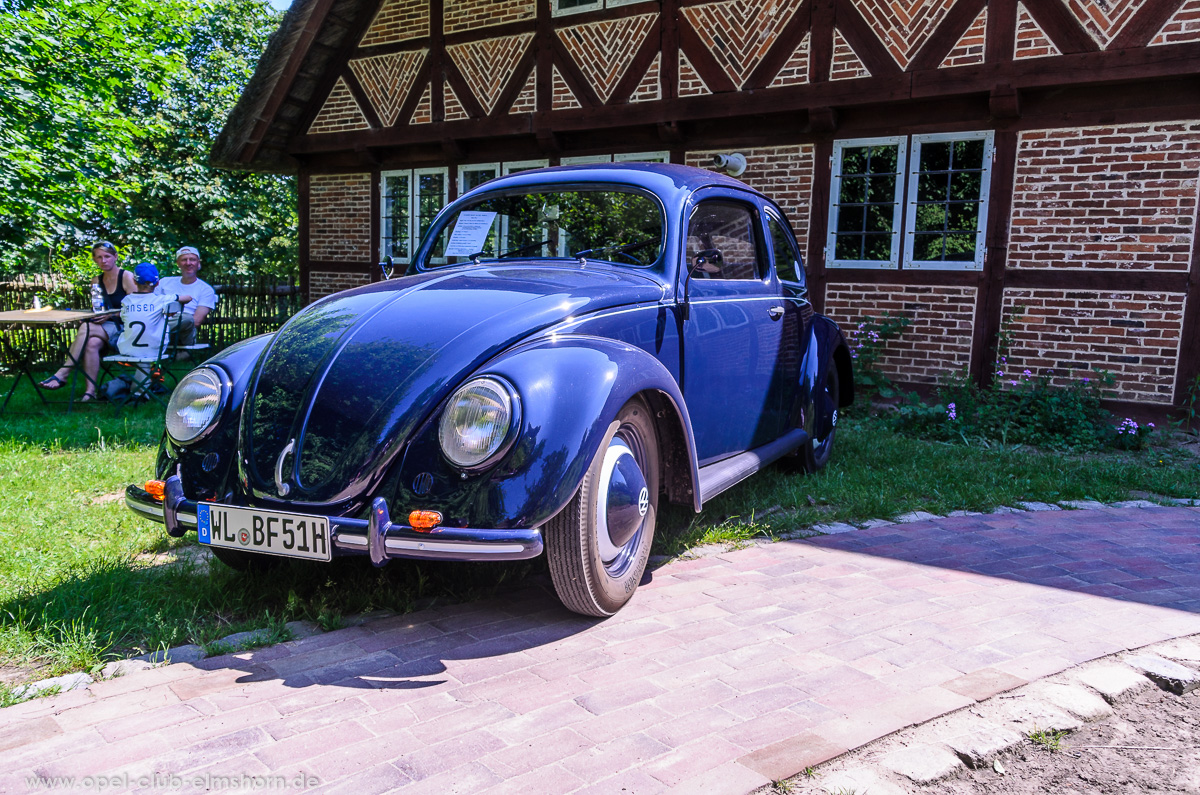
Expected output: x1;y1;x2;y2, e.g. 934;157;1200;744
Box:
197;504;331;562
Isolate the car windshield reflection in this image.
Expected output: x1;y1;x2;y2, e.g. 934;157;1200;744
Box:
421;188;665;270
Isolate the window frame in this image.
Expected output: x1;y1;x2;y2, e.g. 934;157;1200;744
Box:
686;199;769;283
380;166;448;265
458;162;499;196
902;131;995;271
765;207;807;291
826;136;907;270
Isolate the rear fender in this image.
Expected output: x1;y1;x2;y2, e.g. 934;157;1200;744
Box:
799;316;852;442
394;335;701;530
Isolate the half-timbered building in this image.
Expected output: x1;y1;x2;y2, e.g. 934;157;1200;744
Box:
213;0;1200;413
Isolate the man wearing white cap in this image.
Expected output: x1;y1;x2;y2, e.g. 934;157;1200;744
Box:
157;246;217;355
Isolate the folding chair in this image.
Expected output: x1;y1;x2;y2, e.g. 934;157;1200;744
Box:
165;298;216;363
102;301;179;408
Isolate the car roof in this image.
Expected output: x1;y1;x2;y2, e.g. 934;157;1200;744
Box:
473;163;765;200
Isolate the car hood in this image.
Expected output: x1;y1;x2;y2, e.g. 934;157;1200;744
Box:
240;264;664;504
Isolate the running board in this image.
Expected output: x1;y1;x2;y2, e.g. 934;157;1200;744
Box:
696;429;809;505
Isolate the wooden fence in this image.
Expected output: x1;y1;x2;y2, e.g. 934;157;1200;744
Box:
0;274;302;367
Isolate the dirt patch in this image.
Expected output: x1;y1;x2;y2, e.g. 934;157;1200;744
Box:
89;490;126;505
919;687;1200;795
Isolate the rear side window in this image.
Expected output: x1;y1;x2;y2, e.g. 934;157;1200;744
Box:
768;214;806;287
686;202;763;280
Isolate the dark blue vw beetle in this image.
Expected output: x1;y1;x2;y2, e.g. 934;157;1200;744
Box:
126;164;853;616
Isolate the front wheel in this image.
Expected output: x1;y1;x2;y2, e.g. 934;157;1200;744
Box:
546;397;659;617
803;363;840;473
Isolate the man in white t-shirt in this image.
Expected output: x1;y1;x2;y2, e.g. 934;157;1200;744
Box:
156;245;217;355
118;263;192;392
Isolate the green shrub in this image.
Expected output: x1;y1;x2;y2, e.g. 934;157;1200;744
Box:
846;313;912;400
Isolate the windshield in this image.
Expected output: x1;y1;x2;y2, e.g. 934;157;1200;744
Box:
420;187;664;269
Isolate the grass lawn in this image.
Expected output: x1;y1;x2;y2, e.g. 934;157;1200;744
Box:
3;371;1198;696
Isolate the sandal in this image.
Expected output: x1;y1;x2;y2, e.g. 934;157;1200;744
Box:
79;393;97;403
38;374;67;390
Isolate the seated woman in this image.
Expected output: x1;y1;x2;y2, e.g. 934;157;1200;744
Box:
38;241;137;401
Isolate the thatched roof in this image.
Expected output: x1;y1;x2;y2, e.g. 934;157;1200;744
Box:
210;0;374;174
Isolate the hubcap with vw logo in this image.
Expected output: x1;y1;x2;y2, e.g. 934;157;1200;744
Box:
595;438;649;576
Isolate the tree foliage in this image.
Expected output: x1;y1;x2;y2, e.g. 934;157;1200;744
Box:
0;0;296;278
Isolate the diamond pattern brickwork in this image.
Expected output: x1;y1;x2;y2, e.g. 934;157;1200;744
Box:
308;77;370;134
557;14;658;102
830;29;871;80
850;0;956;69
768;31;810;86
1151;0;1200;45
360;0;429;47
552;65;581;109
348;50;427;127
681;0;802;88
1061;0;1150;47
1014;2;1061;59
409;83;432;124
940;7;986;68
447;33;534;114
629;53;662;102
509;70;537;113
445;0;534;35
678;50;712;96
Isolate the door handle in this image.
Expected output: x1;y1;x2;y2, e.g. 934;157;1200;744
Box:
767;305;785;320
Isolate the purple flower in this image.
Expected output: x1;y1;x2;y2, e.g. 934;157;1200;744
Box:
1023;369;1032;376
947;402;957;421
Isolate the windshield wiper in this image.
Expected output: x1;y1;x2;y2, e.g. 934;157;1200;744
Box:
497;239;552;259
573;237;660;266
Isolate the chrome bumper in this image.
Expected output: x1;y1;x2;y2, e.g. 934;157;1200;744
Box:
124;477;543;563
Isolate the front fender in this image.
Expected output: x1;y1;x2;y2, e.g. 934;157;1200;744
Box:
807;315;853;441
393;335;701;530
156;333;276;499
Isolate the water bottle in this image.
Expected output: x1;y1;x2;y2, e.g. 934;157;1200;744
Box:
91;284;104;312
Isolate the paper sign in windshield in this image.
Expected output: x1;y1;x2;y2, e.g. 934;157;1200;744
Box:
444;211;498;256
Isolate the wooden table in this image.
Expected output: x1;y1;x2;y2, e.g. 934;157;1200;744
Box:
0;308;119;413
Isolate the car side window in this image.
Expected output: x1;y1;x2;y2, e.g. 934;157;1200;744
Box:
686;201;763;280
767;214;806;287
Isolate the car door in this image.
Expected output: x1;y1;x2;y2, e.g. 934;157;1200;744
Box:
764;206;811;432
681;195;787;464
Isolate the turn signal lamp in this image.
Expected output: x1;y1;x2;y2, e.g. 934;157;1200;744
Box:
408;510;442;532
145;480;166;502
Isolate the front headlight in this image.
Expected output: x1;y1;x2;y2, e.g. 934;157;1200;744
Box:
438;377;519;468
166;367;226;444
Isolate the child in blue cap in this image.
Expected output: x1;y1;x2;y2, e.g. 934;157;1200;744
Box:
115;264;193;394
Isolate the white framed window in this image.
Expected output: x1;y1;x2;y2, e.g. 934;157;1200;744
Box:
827;131;995;270
827;137;906;269
381;167;448;264
503;159;550;175
560;154;613;165
458;163;499;195
903;131;994;270
614;151;669;163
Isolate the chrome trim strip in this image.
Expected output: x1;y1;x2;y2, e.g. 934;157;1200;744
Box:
384;538;527;555
336;534;368;546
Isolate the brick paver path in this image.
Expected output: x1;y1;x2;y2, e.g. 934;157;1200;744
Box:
3;506;1199;794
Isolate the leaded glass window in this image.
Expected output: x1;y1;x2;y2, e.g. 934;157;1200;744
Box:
827;137;906;269
903;132;994;270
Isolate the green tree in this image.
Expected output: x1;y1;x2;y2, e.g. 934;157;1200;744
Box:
0;0;296;278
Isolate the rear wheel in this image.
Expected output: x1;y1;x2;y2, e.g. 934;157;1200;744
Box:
546;397;659;617
803;364;840;473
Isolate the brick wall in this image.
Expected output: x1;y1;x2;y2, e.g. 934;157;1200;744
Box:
557;15;658;103
308;78;369;135
768;33;809;87
1009;122;1200;271
309;271;373;302
824;284;977;383
999;289;1186;403
940;8;986;68
445;0;533;35
309;174;373;262
678;51;710;96
686;146;815;256
360;0;429;47
830;29;870;80
1151;0;1200;45
1014;2;1060;59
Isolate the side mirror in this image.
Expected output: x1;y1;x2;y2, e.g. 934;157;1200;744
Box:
682;249;723;320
